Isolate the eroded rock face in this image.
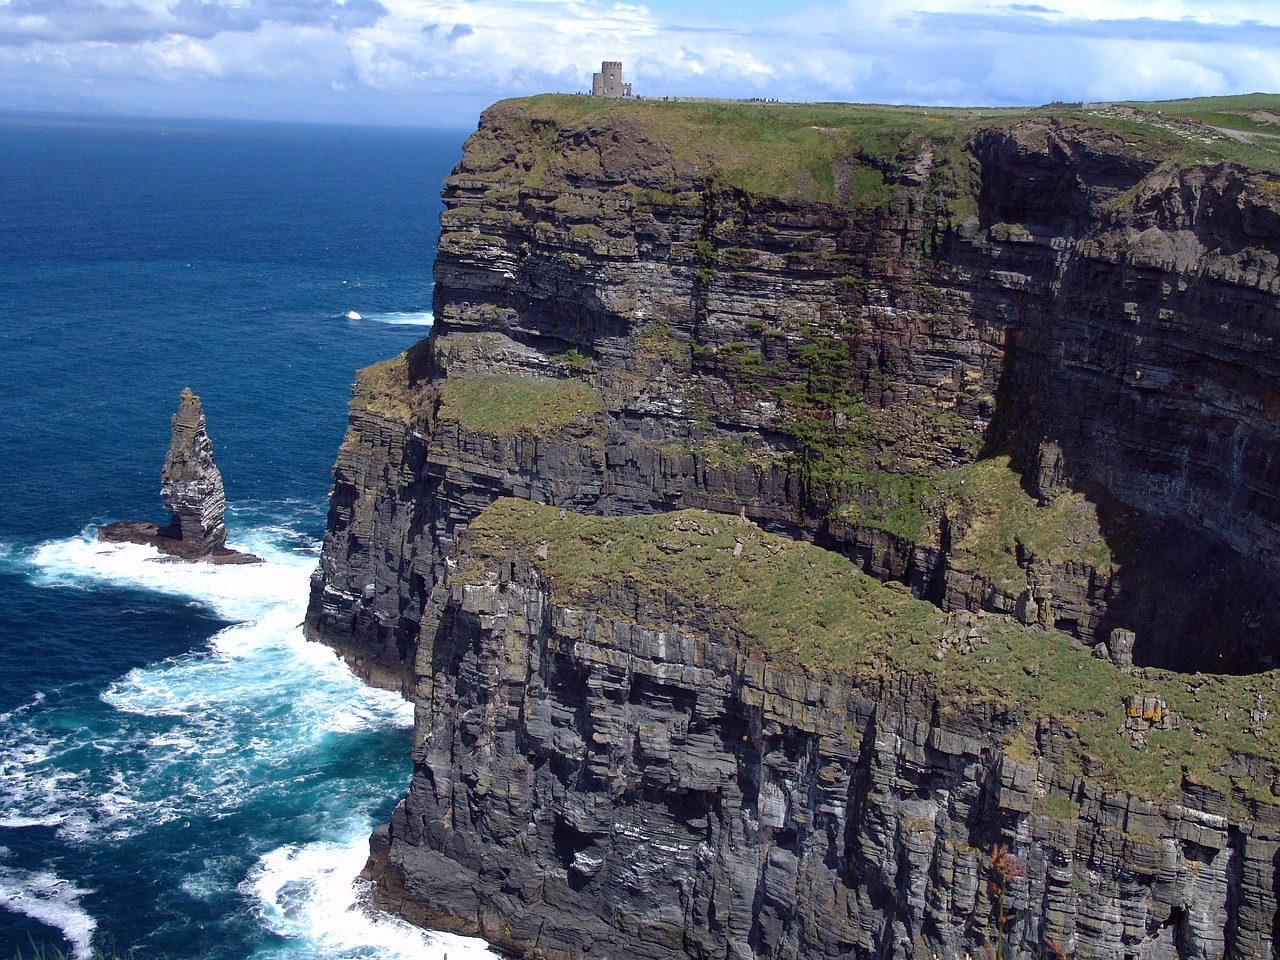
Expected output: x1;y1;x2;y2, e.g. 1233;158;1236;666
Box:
308;103;1280;686
160;387;227;552
365;527;1280;960
303;100;1280;959
98;388;259;564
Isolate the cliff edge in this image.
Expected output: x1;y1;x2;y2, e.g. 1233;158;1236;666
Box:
305;95;1280;959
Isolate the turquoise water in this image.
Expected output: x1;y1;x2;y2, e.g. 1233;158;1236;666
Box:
0;113;493;960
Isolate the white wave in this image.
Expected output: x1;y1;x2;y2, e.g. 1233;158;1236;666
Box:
5;530;411;846
31;531;314;625
244;835;496;960
357;310;434;327
4;524;436;957
0;716;91;831
0;854;97;960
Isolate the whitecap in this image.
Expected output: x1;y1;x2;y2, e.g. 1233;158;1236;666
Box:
10;529;411;845
243;835;495;960
0;853;97;960
358;311;434;327
32;529;314;620
0;715;90;831
7;522;426;955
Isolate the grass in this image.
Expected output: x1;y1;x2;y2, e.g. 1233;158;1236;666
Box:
937;456;1115;594
463;95;1011;208
460;497;1280;809
463;498;940;670
459;94;1280;219
1097;95;1280;171
437;374;602;437
352;339;432;422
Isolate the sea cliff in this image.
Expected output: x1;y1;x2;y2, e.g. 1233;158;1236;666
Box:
305;95;1280;959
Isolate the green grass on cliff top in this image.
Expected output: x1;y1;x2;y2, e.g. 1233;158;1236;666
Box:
1107;94;1280;169
352;341;431;422
463;497;1280;808
468;93;1280;206
349;349;603;438
470;94;1009;205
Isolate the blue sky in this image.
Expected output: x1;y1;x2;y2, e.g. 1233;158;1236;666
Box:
0;0;1277;126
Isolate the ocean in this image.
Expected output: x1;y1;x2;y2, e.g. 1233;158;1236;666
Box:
0;113;495;960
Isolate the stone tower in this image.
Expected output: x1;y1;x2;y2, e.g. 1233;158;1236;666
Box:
591;61;632;98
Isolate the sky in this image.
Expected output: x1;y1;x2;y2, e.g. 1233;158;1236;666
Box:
0;0;1278;127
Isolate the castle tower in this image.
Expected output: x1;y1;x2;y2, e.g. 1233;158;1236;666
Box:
591;61;632;98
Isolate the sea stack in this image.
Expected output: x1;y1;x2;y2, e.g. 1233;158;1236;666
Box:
98;388;259;563
160;387;227;553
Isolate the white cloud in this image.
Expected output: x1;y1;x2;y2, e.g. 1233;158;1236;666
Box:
0;0;1274;123
148;35;223;76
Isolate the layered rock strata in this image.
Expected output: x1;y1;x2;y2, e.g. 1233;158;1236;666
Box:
302;97;1280;958
367;500;1280;960
99;387;259;563
309;99;1280;686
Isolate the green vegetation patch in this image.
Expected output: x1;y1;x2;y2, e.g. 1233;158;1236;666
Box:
464;498;939;670
468;94;1012;207
462;93;1280;228
838;467;941;545
438;374;602;437
1098;95;1280;172
353;339;432;423
939;455;1115;593
462;497;1280;806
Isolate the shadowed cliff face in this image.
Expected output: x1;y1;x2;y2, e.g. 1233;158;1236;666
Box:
303;98;1280;960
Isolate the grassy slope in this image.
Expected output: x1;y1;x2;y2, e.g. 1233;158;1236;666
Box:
466;93;1280;208
440;375;602;437
465;498;1280;808
1107;94;1280;170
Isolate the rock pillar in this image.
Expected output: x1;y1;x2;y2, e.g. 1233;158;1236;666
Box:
160;387;227;553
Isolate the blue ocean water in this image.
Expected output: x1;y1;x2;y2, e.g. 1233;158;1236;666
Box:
0;114;494;960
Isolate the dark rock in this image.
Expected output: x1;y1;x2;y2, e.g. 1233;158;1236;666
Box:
160;387;227;552
301;101;1280;959
359;532;1270;960
97;388;260;564
307;104;1280;683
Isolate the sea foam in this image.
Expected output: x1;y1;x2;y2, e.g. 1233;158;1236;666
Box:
358;310;434;326
0;853;97;960
244;835;495;960
1;524;433;957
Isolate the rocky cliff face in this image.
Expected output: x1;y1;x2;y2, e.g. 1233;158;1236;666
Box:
160;386;228;552
303;97;1280;958
367;501;1280;960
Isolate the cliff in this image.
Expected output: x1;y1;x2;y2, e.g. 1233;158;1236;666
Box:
304;95;1280;958
369;499;1280;960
